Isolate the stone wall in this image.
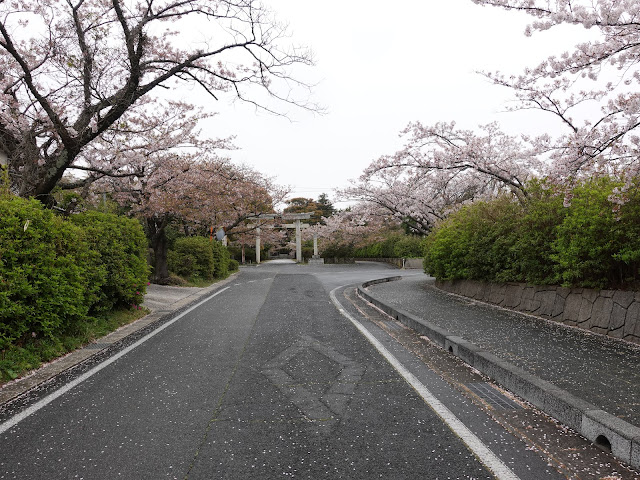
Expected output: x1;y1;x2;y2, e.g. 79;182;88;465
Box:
435;279;640;345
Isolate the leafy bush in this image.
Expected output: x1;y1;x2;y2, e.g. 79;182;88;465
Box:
168;236;215;280
352;233;424;259
0;195;152;381
70;211;149;312
168;237;234;280
553;178;640;288
423;177;640;289
211;240;230;278
0;196;93;350
321;242;355;258
392;235;424;258
228;258;240;272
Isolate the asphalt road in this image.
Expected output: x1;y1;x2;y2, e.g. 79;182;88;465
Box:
0;262;570;479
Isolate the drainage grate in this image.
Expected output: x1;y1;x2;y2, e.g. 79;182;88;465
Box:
84;343;110;350
466;383;522;410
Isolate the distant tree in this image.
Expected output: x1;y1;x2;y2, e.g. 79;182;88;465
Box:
283;194;337;225
317;193;336;218
283;197;323;224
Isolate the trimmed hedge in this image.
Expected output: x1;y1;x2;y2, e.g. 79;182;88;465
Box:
168;236;215;280
168;236;233;280
0;196;149;352
423;178;640;289
336;233;424;260
70;211;150;312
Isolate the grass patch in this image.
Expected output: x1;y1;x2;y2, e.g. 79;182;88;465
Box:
0;306;148;385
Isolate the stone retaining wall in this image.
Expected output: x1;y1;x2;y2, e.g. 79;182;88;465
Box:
435;279;640;345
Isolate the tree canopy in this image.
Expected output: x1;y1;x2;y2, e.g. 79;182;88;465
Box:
0;0;315;203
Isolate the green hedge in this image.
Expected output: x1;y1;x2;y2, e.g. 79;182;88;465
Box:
0;196;149;352
168;236;233;280
352;233;424;259
70;211;150;312
423;178;640;289
211;240;230;278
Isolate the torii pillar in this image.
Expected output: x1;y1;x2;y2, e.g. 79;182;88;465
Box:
255;227;261;264
282;213;312;263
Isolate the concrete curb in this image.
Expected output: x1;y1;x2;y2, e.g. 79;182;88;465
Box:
358;276;640;470
0;274;238;407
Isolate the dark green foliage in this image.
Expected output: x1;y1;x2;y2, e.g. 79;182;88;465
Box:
553;178;640;288
321;242;355;259
0;196;150;380
423;177;640;289
168;237;234;280
168;236;215;280
70;211;150;312
353;233;424;259
0;196;91;349
211;240;230;278
228;258;240;272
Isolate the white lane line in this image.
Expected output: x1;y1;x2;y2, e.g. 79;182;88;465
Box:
330;287;520;480
0;286;231;435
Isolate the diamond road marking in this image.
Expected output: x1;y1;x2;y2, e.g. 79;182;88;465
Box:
262;335;364;421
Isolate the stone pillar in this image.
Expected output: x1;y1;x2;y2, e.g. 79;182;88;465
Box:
256;227;261;264
295;220;302;263
309;233;324;265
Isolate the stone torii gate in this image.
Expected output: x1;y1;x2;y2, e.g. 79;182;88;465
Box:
247;213;312;263
281;213;311;263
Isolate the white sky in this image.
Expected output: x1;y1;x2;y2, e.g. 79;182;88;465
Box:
201;0;595;209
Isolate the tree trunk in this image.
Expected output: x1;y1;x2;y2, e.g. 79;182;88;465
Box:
147;216;170;284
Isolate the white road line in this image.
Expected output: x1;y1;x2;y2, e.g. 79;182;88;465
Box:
0;286;231;435
330;287;520;480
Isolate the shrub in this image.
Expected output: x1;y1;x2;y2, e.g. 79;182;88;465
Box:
211;240;230;278
168;236;215;280
0;196;93;349
553;178;640;288
168;237;234;280
508;181;566;285
423;210;473;280
321;242;354;258
70;211;149;311
423;177;640;289
392;235;423;258
228;258;240;272
352;233;424;259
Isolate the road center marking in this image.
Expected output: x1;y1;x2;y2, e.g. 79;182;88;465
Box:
330;286;520;480
0;287;231;435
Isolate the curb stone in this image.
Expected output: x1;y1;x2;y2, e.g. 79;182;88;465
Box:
0;273;238;407
358;276;640;471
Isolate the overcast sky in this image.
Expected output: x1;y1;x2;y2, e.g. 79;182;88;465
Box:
202;0;594;209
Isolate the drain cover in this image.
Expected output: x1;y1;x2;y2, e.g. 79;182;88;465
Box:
84;343;109;350
467;383;522;410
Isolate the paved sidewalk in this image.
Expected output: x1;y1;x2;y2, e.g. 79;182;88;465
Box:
361;274;640;468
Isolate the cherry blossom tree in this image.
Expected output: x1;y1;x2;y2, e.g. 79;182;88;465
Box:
473;0;640;183
0;0;315;203
309;203;394;256
95;139;287;282
340;122;542;233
